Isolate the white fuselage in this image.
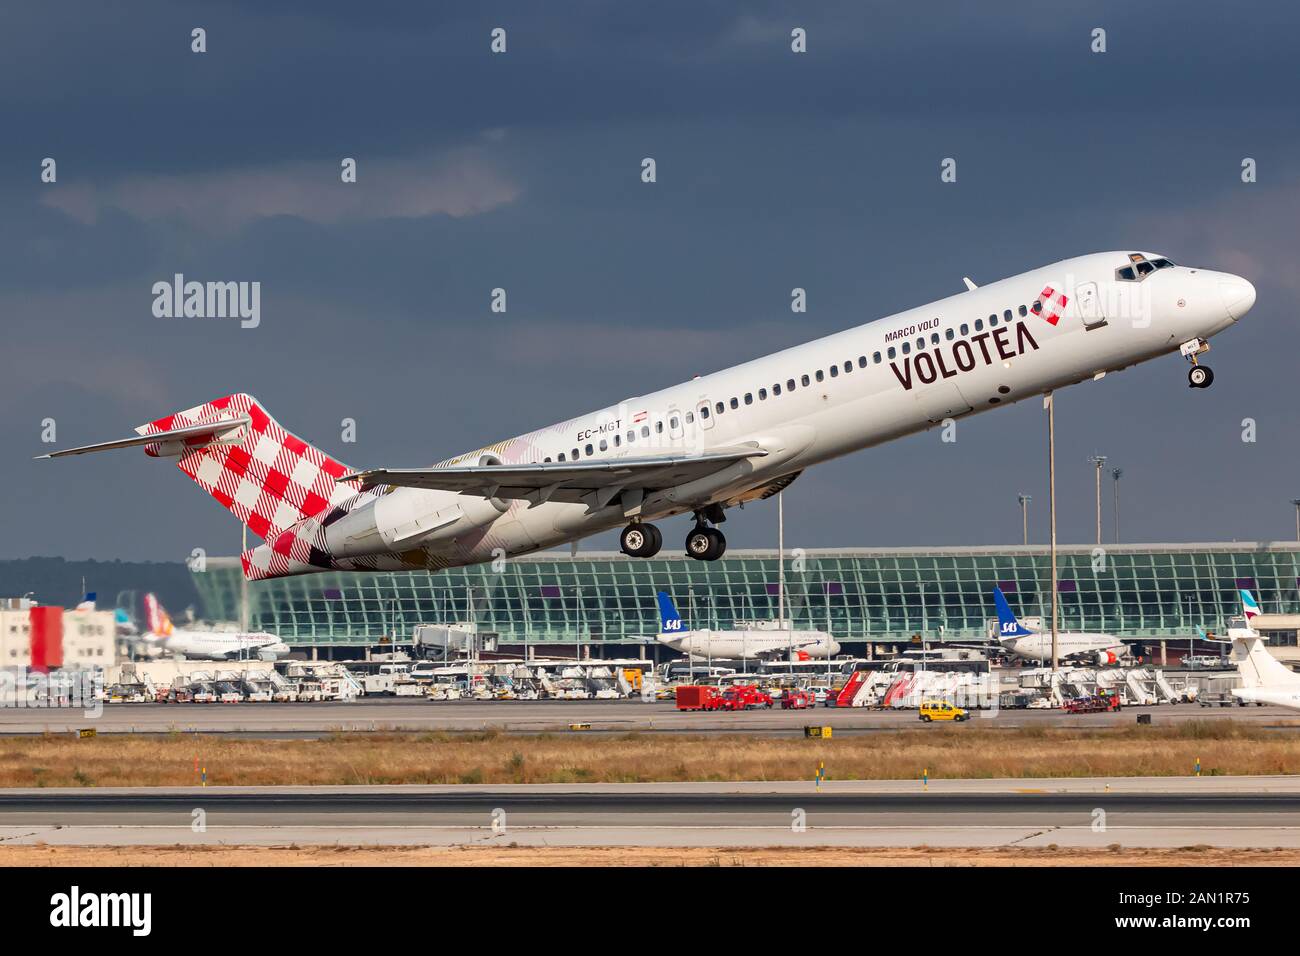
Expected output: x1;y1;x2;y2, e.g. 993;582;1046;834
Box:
1230;624;1300;710
658;628;840;660
1000;632;1126;663
148;629;290;661
308;251;1252;573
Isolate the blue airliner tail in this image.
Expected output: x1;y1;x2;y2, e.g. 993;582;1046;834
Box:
656;591;685;633
992;586;1034;639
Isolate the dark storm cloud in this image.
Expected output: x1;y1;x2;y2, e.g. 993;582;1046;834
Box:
3;0;1299;564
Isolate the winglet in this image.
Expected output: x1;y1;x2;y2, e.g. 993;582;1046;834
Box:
963;277;978;291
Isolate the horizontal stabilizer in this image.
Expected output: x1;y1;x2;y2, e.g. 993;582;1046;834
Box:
36;416;251;459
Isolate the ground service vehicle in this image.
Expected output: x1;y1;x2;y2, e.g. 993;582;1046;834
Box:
1063;693;1122;714
675;685;721;711
919;700;968;722
781;689;814;709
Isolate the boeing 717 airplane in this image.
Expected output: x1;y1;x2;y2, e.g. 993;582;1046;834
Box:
41;252;1254;580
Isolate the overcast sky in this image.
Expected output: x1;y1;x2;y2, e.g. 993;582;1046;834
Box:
3;1;1298;563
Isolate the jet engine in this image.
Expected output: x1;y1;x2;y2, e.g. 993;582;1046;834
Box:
325;455;508;557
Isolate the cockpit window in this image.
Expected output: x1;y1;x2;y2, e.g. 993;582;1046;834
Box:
1117;255;1175;282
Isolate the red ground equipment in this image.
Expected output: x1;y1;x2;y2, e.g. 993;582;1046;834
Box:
716;685;774;710
675;685;721;711
781;689;814;709
1064;693;1122;714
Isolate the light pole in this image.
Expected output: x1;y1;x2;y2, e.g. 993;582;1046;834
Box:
1111;468;1123;543
1047;394;1059;672
1292;499;1300;541
1087;454;1107;546
1017;494;1031;545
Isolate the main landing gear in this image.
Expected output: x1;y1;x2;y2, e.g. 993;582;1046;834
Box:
619;508;729;562
619;522;662;558
1180;337;1214;389
685;508;727;561
685;525;726;561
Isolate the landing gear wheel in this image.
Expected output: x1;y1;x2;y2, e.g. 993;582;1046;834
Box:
685;527;727;561
620;522;662;558
1188;365;1214;388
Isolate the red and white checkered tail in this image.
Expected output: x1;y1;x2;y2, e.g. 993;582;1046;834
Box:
134;393;362;542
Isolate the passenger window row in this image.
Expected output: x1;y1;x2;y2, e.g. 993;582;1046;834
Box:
540;298;1042;462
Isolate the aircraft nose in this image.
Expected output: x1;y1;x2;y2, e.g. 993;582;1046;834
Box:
1219;275;1256;320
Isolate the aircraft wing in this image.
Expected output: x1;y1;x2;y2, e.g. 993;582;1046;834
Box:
339;445;768;509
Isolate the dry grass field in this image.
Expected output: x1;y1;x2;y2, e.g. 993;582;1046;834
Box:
0;720;1296;787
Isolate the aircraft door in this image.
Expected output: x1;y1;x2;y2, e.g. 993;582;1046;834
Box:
696;399;715;430
668;407;685;441
1075;281;1107;329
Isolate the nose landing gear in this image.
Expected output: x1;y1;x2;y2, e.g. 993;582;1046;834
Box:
1180;337;1214;389
619;522;662;558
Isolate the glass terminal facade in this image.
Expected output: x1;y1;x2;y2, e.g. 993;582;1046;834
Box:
194;542;1300;652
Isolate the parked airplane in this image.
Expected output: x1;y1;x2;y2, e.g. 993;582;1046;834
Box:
992;586;1127;664
655;591;840;660
1228;589;1300;709
141;594;290;661
41;251;1253;580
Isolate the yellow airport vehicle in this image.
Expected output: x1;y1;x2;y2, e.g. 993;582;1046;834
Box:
919;700;969;722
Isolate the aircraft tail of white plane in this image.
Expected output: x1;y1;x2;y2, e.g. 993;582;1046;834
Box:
1230;590;1299;690
1230;633;1300;692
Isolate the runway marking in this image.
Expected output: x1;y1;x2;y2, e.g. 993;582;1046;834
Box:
24;824;1300;832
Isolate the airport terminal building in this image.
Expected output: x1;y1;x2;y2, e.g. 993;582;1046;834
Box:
196;542;1300;658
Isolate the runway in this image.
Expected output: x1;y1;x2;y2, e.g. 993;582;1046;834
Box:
2;698;1296;736
2;776;1298;849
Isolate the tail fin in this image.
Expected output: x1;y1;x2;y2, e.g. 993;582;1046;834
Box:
1231;633;1300;689
75;592;97;611
656;591;685;633
138;394;362;541
43;393;362;542
143;593;174;639
1240;588;1262;623
992;586;1034;639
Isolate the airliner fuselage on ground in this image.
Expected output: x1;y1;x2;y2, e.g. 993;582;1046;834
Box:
142;594;290;661
43;252;1254;580
992;587;1127;664
1229;590;1300;709
655;592;840;660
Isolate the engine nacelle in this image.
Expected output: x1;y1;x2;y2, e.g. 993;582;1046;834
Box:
325;455;508;557
1095;649;1118;666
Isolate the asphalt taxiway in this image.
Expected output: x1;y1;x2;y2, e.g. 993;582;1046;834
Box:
1;698;1296;737
2;776;1298;849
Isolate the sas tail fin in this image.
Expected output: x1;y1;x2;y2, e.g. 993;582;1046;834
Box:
992;586;1034;640
41;393;362;543
656;591;685;633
